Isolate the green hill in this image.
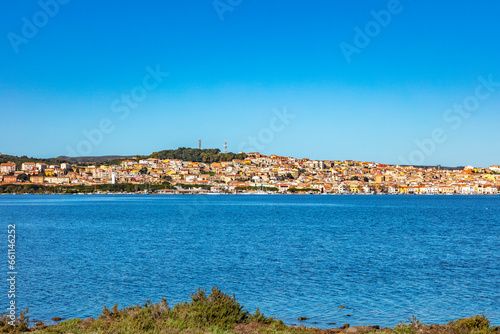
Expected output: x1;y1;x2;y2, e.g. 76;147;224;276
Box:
150;147;246;162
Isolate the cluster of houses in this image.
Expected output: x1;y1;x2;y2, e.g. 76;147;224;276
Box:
1;153;500;195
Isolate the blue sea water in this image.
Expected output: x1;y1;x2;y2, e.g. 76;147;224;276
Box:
0;194;499;328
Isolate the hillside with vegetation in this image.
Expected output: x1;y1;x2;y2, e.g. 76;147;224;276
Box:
1;147;245;168
150;147;247;163
56;155;136;163
0;154;69;170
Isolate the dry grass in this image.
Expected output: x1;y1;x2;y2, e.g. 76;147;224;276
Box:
0;290;497;334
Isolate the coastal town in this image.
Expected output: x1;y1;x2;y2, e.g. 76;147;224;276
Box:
1;151;499;195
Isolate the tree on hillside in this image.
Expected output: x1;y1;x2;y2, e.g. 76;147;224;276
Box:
152;147;246;162
17;173;29;182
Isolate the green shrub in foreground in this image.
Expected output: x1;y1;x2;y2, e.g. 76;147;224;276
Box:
95;286;276;332
449;314;498;334
0;308;29;333
1;289;498;334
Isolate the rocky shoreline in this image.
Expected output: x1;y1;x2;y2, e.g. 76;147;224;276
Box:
1;288;498;333
19;315;500;334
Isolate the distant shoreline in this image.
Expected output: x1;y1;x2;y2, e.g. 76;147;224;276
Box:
1;192;499;196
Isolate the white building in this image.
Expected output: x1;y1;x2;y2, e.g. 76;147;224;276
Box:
21;162;36;171
0;163;16;173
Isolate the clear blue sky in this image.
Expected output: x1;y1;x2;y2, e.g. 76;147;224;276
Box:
1;1;500;167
